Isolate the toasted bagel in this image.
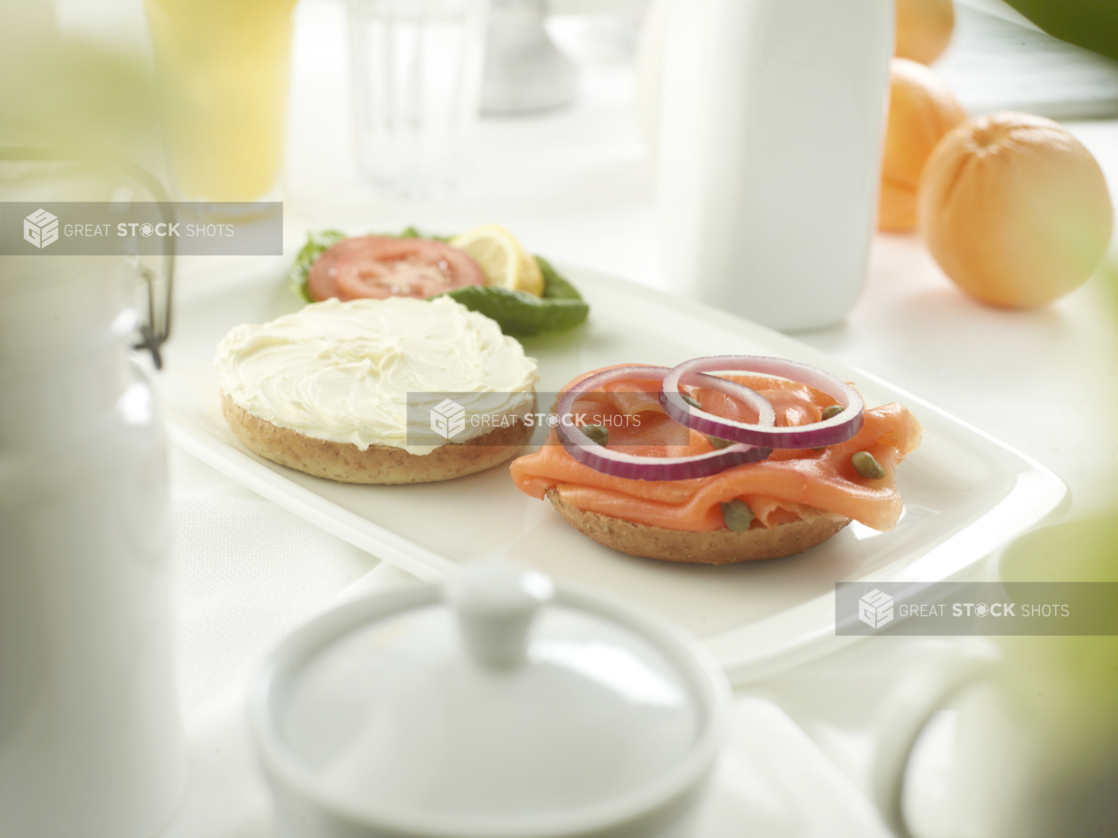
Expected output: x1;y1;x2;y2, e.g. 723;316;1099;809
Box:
222;391;534;485
546;488;850;565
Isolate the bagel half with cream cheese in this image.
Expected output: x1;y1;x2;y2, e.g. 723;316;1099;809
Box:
215;296;539;485
222;390;535;485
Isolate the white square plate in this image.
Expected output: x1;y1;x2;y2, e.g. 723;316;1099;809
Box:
157;258;1066;684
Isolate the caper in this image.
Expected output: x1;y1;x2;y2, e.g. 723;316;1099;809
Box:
720;499;754;532
812;447;826;452
821;404;844;421
851;450;885;480
581;424;609;446
708;435;735;449
682;393;702;409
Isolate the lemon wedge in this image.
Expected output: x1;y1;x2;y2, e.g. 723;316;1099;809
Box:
450;224;545;297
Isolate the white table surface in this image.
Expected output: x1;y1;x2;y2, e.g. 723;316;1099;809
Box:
157;3;1118;836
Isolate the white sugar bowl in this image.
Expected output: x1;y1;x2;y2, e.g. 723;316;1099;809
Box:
248;566;731;838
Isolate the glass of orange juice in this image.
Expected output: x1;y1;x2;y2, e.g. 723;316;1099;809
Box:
143;0;298;203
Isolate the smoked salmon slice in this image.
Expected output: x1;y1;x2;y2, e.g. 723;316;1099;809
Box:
510;367;923;532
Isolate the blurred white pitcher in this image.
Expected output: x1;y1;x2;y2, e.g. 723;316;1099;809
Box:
653;0;893;331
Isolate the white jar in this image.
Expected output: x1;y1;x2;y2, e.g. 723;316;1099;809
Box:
0;249;185;837
654;0;893;331
249;566;731;838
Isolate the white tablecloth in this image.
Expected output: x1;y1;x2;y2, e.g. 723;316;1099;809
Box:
157;2;1118;835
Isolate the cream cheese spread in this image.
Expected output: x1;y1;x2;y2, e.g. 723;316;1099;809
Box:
215;296;539;454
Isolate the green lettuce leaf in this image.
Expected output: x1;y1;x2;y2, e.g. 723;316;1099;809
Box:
288;228;345;303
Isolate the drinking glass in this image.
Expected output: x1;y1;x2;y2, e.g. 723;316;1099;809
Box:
348;0;488;196
143;0;298;202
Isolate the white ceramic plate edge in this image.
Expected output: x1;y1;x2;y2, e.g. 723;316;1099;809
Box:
165;414;458;582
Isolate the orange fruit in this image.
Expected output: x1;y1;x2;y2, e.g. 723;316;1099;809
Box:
895;0;955;65
918;112;1114;308
879;58;967;232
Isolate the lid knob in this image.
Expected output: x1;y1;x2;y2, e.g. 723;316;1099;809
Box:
447;566;554;670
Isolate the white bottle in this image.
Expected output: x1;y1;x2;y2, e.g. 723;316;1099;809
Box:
655;0;893;331
0;190;185;835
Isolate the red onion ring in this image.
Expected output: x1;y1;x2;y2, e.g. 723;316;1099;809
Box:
660;356;864;449
555;365;774;481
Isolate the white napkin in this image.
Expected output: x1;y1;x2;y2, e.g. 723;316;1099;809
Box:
159;447;893;838
696;698;893;838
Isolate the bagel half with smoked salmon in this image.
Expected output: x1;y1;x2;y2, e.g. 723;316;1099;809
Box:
546;488;851;565
511;360;922;565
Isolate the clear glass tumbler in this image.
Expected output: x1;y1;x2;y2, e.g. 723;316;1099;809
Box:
348;0;488;196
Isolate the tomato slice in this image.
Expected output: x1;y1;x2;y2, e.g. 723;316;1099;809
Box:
307;236;485;302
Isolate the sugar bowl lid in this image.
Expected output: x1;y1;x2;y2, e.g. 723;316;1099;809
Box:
248;566;730;838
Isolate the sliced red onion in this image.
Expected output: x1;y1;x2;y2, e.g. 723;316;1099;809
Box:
555;365;774;481
660;356;864;449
